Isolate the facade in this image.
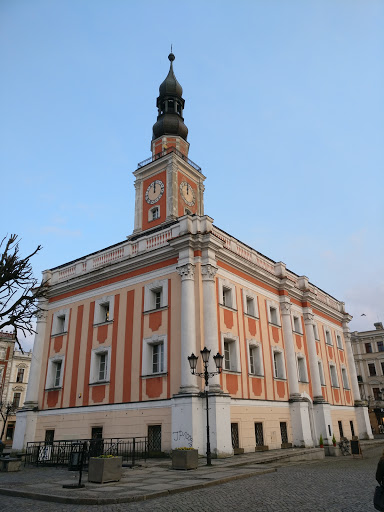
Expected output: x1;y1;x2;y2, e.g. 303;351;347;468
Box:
351;322;384;433
14;54;372;455
0;331;32;445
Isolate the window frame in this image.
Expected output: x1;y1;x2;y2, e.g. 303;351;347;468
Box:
247;340;264;376
242;288;259;318
267;300;281;327
52;309;69;336
90;346;111;384
329;363;339;388
272;347;286;380
324;326;333;346
313;323;320;341
46;355;65;390
142;334;167;376
218;278;237;310
144;279;168;312
297;353;309;383
94;295;115;325
368;361;377;377
336;333;343;350
292;314;303;334
221;333;240;372
341;366;349;389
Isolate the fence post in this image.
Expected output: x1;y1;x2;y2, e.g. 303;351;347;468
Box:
132;437;136;467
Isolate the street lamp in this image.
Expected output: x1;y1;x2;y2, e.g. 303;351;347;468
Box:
188;347;223;466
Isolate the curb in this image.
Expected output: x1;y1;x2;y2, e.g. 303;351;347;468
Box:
0;467;276;505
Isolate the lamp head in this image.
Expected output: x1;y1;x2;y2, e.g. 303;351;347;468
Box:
188;353;198;373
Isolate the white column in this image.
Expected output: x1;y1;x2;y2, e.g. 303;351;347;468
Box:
24;297;48;407
342;321;362;403
177;263;199;394
133;180;142;233
303;309;324;401
280;298;300;398
201;264;221;391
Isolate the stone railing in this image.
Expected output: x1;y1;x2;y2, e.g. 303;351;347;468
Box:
50;225;180;285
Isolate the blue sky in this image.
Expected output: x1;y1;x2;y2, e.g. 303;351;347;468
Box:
1;0;383;348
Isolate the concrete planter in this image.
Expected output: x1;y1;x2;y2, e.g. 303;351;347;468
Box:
255;445;269;452
0;457;22;472
281;443;293;449
88;456;122;483
171;449;198;470
324;445;341;457
234;447;244;455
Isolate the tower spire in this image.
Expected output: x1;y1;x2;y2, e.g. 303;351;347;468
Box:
152;52;188;145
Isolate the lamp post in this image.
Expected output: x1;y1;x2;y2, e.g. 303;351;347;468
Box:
188;347;223;466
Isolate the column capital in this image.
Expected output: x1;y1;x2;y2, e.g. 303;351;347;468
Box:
201;264;218;282
303;310;314;323
280;297;292;315
177;263;195;281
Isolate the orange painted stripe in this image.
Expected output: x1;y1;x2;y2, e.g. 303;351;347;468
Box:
60;308;72;408
109;294;120;403
70;305;83;407
167;279;172;398
241;289;250;399
49;258;179;303
82;302;95;406
139;287;144;401
290;297;301;306
257;296;267;400
123;290;134;403
235;291;244;398
217;261;278;295
194;250;202;257
264;299;276;402
216;278;223;389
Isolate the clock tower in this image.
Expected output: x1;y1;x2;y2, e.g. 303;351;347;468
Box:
132;53;205;234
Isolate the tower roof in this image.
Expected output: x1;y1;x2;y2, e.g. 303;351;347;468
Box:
152;53;188;141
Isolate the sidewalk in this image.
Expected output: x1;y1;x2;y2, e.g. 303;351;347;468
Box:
0;441;381;505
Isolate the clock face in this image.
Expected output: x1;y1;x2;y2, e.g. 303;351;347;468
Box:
145;180;164;204
179;181;196;207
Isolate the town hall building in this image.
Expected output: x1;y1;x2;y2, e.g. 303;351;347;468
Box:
13;53;372;456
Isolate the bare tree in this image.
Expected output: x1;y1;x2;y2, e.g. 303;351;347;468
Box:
0;234;49;351
0;389;16;440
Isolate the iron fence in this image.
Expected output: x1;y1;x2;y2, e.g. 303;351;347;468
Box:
25;436;148;468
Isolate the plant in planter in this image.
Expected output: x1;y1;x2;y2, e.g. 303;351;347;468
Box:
319;434;324;448
171;447;198;470
88;455;123;484
332;434;337;447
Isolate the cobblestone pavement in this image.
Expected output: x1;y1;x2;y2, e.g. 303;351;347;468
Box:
0;445;380;511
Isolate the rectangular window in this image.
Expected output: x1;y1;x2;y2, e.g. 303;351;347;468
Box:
381;362;384;375
273;351;285;379
313;324;319;340
293;316;301;333
152;343;164;373
246;296;255;316
224;340;232;370
366;343;372;353
325;329;332;345
222;287;232;308
378;341;384;352
223;338;238;372
373;387;381;400
54;361;62;387
154;290;162;310
255;422;264;447
16;368;24;383
148;425;162;453
91;426;103;439
45;430;55;445
98;353;107;381
297;357;308;382
318;361;325;386
249;344;263;376
94;296;114;324
338;420;344;438
101;303;110;323
341;368;349;389
368;363;377;376
330;364;339;387
350;421;355;437
56;315;65;334
6;423;15;441
270;307;278;325
336;335;343;349
12;392;21;409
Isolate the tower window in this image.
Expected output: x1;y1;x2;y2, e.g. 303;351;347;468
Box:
176;103;181;115
168;99;174;112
